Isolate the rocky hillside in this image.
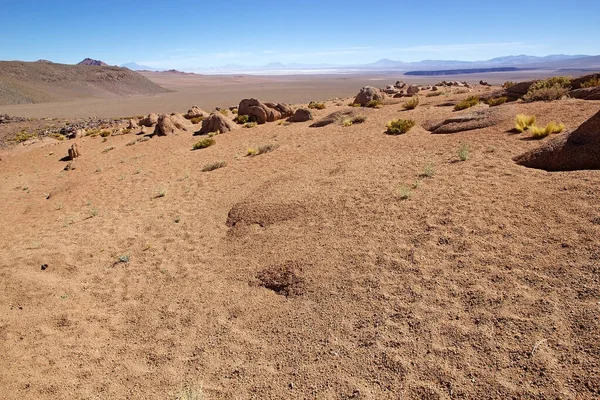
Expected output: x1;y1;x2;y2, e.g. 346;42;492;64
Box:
77;58;108;66
0;61;171;105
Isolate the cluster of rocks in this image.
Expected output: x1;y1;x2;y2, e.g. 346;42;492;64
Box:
59;117;126;139
0;114;27;124
238;98;293;124
436;81;472;88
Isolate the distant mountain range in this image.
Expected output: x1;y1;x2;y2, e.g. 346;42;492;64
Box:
119;54;599;74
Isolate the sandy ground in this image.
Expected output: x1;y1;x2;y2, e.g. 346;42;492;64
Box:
0;69;591;119
0;87;599;399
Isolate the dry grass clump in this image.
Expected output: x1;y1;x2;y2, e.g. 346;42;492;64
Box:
515;114;536;132
523;76;571;102
244;121;257;128
426;91;443;97
202;160;226;172
218;109;229;116
192;138;215;150
454;96;479;111
341;115;367;127
190;116;203;124
457;143;470;161
247;143;279;156
102;146;116;153
13;130;37;142
365;100;383;108
99;130;111;137
49;133;66;141
485;96;507;106
529;122;565;139
502;81;516;89
402;96;419;110
386;119;416;135
234;114;250;124
580;77;600;88
308;101;326;110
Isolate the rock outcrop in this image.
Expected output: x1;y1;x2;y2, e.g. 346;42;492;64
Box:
423;106;513;134
514;110;600;171
310;110;358;128
238;98;281;124
154;114;177;136
289;108;313;122
353;86;386;106
184;106;208;119
139;113;159;127
265;102;293;118
68;143;80;160
407;85;420;95
199;112;239;134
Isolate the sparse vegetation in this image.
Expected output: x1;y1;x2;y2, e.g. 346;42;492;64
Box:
13;130;37;142
244;121;257;128
102;146;116;153
386;119;416;135
341;115;367;127
49;133;66;141
515;114;536;132
485;96;507;107
397;186;411;200
402;96;419;110
426;91;443;97
190;116;203;124
246;148;258;156
454;96;479;111
529;122;565;139
248;144;279;156
234;114;250;124
218;109;229;116
365;100;383;108
207;130;220;137
121;128;132;134
89;207;99;217
580;77;600;88
117;254;130;263
176;386;203;400
202;161;227;172
99;130;111;137
422;163;435;178
349;102;362;107
458;143;470;161
308;101;326;110
193;138;215;150
502;81;516;89
523;76;571;102
156;187;167;198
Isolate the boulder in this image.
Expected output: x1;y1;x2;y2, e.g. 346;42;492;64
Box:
394;80;406;89
67;129;85;139
480;80;490;86
353;86;386;106
431;86;438;91
407;85;420;95
185;106;208;119
383;85;400;95
238;98;281;124
310;110;357;128
514;110;600;171
289;108;313;122
569;87;600;100
265;102;293;118
504;81;535;100
170;113;193;131
127;119;139;129
199;112;239;134
154;114;177;136
139;113;159;127
423;106;514;134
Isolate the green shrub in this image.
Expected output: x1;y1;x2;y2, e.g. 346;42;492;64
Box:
515;114;536;132
308;101;326;110
202;161;226;172
386;119;416;135
454;96;479;111
485;97;507;106
365;100;383;108
580;77;600;88
192;138;215;150
523;76;571;102
234;114;250;124
13;130;37;142
100;130;111;137
457;143;470;161
244;121;257;128
341;115;367;127
402;96;419;110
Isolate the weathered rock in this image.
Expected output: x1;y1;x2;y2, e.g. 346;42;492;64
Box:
199;112;239;134
431;86;439;91
139;113;159;127
394;80;406;89
68;143;80;160
423;106;514;134
64;161;76;171
569;87;600;100
265;102;293;118
571;73;600;89
407;85;420;95
67;129;85;139
353;86;386;106
383;85;400;95
310;110;357;128
238;98;281;124
480;80;490;86
289;108;313;122
170;113;193;131
154;114;177;136
127;119;139;129
185;106;208;119
514;110;600;171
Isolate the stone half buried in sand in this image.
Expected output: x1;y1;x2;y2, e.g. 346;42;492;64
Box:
353;86;386;106
238;98;283;124
289;108;313;123
199;112;238;134
423;106;513;134
184;105;208;119
514;110;600;171
309;110;359;128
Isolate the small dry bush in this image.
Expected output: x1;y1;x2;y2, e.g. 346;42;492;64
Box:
202;160;226;172
193;138;215;150
523;76;571;102
99;130;111;137
49;133;66;141
485;97;507;106
386;119;416;135
366;99;383;108
502;81;516;89
402;96;419;110
515;114;536;132
13;130;37;142
190;116;203;124
342;115;367;127
234;114;250;124
580;77;600;88
529;122;565;139
219;109;229;116
426;91;443;97
244;121;257;128
454;96;479;111
308;101;326;110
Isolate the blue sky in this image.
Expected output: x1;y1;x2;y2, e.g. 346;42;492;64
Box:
1;0;598;69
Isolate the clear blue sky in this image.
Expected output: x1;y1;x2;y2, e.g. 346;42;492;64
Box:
1;0;598;69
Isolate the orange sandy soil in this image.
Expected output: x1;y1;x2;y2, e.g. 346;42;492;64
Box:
0;89;599;399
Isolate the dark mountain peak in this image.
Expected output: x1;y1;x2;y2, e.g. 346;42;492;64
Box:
77;58;108;66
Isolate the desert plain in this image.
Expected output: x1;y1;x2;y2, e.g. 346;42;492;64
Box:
0;68;599;400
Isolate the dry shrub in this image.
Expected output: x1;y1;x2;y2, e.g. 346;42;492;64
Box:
192;138;215;150
485;97;507;106
515;114;536;132
386;119;416;135
523;76;571;102
454;96;479;111
402;96;419;110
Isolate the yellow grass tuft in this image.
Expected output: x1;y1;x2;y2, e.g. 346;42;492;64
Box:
515;114;536;132
402;96;419;110
386;119;416;135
